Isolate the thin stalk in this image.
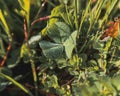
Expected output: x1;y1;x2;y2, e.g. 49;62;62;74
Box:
79;40;88;53
28;0;47;36
24;18;38;96
73;0;79;58
30;57;38;96
74;0;78;30
86;14;93;35
23;1;50;95
34;0;47;20
0;41;12;67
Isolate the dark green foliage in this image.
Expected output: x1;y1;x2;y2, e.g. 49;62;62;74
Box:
0;0;120;96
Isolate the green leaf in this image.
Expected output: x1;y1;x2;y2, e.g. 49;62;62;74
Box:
0;10;11;40
46;75;58;88
111;74;120;90
28;35;41;48
47;22;71;43
93;39;104;52
39;41;64;59
64;31;77;58
56;86;66;95
41;22;77;59
69;70;79;76
56;58;67;69
20;44;30;63
71;82;99;96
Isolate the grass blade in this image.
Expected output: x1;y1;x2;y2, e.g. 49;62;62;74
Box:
0;73;33;96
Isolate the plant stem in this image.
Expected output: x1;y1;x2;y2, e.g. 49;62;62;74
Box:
30;57;38;96
34;0;47;20
24;18;38;96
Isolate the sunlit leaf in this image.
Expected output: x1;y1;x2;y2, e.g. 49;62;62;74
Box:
0;1;13;30
0;10;11;40
18;0;30;25
64;31;77;58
